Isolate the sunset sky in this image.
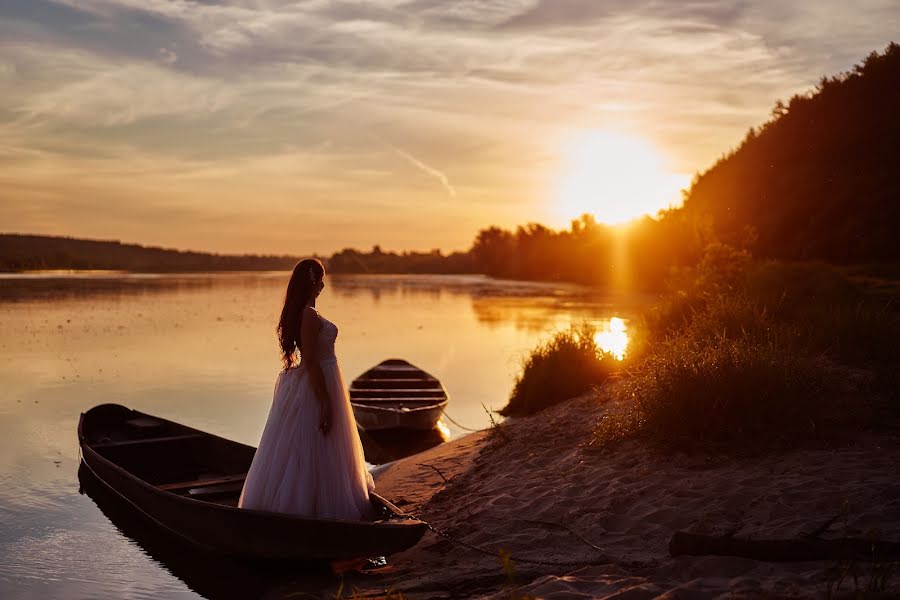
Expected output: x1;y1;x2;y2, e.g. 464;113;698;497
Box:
1;1;897;255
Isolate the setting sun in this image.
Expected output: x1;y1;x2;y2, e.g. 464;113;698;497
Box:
555;130;690;225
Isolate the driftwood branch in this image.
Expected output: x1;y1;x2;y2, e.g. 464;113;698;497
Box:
670;531;900;563
417;462;450;484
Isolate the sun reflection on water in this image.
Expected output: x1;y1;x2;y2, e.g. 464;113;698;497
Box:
435;419;452;440
594;316;629;360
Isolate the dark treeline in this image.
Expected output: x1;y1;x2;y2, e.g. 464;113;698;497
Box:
328;246;474;274
682;42;900;262
0;234;301;272
470;212;708;290
0;234;473;275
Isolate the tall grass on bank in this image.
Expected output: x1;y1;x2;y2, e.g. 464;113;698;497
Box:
596;329;841;452
502;246;899;451
500;324;621;417
596;251;900;453
645;257;900;374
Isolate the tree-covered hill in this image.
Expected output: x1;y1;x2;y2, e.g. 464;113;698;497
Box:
682;42;900;262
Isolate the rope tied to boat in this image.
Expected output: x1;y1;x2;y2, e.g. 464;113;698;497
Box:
439;408;481;433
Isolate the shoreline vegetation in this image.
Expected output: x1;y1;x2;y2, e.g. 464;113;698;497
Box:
506;247;899;446
365;253;900;598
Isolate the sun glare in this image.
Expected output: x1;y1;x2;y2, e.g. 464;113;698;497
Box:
594;316;629;360
555;130;690;225
435;419;451;440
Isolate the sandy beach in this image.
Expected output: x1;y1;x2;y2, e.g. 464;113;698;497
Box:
347;390;900;599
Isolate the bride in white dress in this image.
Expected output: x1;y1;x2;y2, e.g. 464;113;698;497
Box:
239;258;374;519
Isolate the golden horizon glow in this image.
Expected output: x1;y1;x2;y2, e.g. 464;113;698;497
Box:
594;316;629;360
555;130;691;225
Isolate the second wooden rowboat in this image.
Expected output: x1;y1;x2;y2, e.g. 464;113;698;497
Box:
349;359;448;431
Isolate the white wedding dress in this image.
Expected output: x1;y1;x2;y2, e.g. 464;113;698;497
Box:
238;309;374;520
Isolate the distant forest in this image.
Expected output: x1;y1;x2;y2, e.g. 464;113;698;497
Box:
3;44;897;286
0;234;473;275
328;246;473;274
0;235;301;272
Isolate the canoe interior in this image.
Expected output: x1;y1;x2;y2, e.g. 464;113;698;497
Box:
81;404;253;505
80;403;407;518
350;359;448;407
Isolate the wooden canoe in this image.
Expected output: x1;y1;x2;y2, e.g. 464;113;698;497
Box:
349;359;449;431
78;403;426;561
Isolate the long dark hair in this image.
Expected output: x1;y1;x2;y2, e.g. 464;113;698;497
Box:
277;258;325;368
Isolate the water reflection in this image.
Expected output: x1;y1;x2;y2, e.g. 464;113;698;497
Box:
1;272;645;599
77;462;334;600
358;423;450;465
594;316;629;360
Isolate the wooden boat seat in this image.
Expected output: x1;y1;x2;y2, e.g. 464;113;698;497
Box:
125;416;166;431
186;481;245;498
352;378;438;389
92;433;203;448
158;473;247;493
350;389;446;398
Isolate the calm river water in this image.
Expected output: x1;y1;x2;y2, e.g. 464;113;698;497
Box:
0;272;640;599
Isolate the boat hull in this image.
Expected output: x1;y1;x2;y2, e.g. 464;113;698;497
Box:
78;404;426;561
352;401;447;431
350;359;449;431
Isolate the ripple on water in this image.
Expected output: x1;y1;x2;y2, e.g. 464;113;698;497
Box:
0;522;198;599
0;480;73;517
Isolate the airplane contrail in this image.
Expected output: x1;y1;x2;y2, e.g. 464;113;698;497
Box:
379;139;457;198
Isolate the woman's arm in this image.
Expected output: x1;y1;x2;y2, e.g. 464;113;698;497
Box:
300;306;332;434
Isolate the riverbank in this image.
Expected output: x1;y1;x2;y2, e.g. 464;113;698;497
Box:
355;389;900;599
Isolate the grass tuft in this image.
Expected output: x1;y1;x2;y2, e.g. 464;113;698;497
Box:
500;323;622;417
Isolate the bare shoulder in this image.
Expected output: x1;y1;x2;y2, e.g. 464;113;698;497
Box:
302;305;321;326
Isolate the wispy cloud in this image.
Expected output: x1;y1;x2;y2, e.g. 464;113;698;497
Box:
23;60;230;127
